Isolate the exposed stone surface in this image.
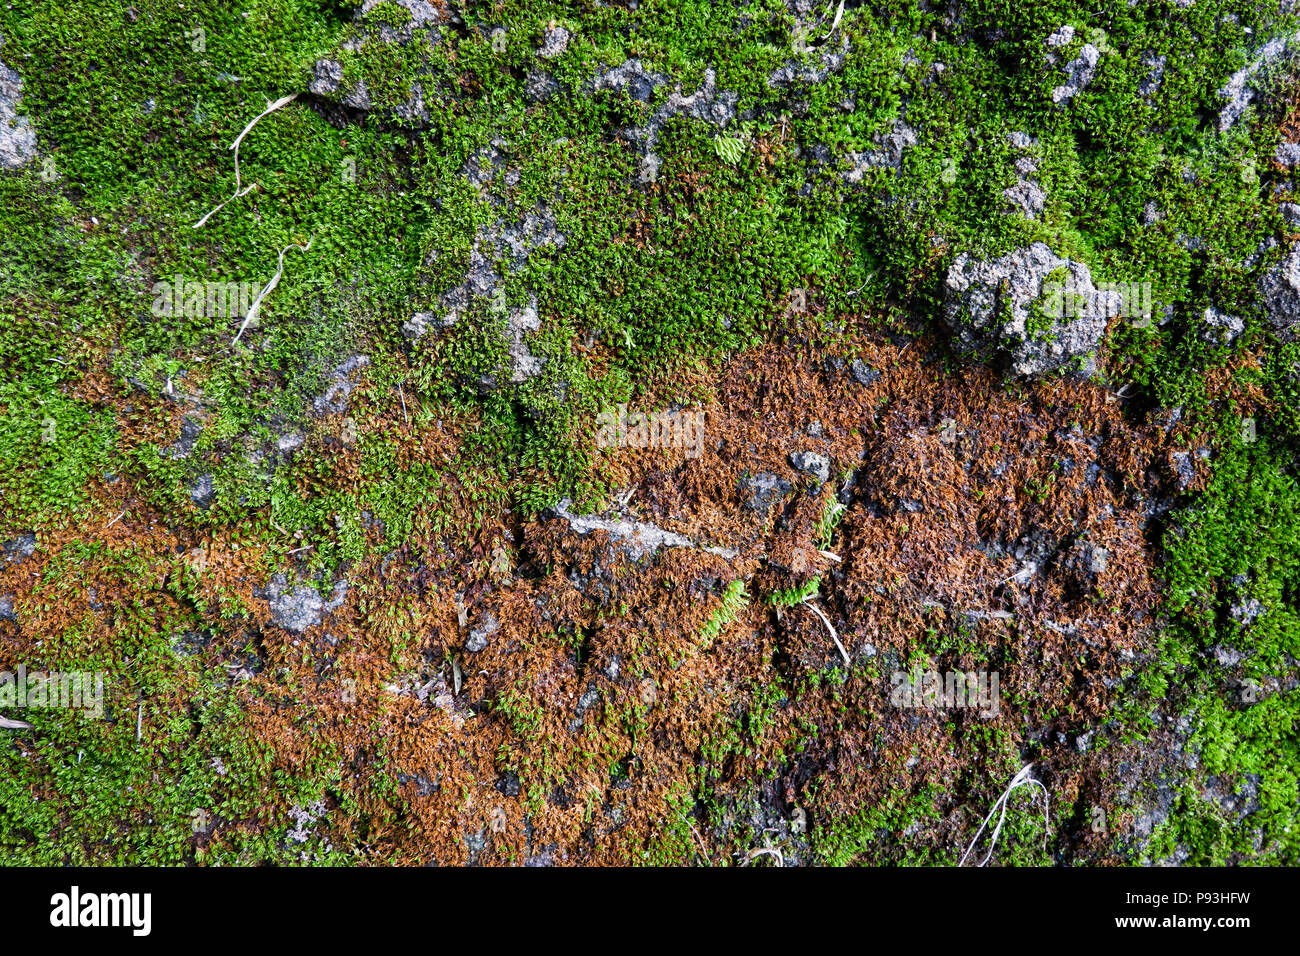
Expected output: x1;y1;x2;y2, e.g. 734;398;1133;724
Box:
404;141;564;387
789;450;831;485
740;472;794;516
308;0;454;121
1202;306;1245;345
313;354;369;415
589;60;739;180
552;498;735;561
844;120;918;180
1276;141;1300;167
1218;32;1300;131
943;242;1121;378
170;416;203;459
537;25;570;60
766;37;849;88
0;34;37;169
1139;51;1167;98
190;473;215;509
262;574;348;634
1004;132;1046;219
2;534;37;566
1259;247;1300;341
849;358;881;385
1045;27;1100;105
466;611;498;653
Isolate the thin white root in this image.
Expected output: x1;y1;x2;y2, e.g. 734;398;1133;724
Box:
193;93;299;228
688;822;712;864
959;763;1050;867
744;846;784;867
0;714;33;730
819;0;846;41
233;237;313;344
802;599;851;666
809;0;846;44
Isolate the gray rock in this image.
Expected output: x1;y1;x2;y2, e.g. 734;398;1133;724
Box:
0;35;37;169
1218;32;1300;132
2;534;36;565
0;594;14;622
1139;52;1167;98
362;0;447;41
1004;178;1047;219
170;416;203;459
943;242;1120;378
466;611;498;653
1044;25;1075;48
741;472;793;516
1202;772;1261;821
402;310;456;339
264;574;347;634
849;358;880;385
1077;544;1109;575
1229;598;1264;627
1277;142;1300;167
525;69;559;103
766;38;849;88
1012;156;1038;177
1049;37;1100;105
1213;644;1248;667
313;354;369;415
276;431;304;453
504;301;545;384
1259;247;1300;341
309;58;345;98
551;498;726;561
308;0;450;121
190;474;216;509
789;451;831;484
588;60;739;180
1202;306;1245;344
170;629;211;657
407;164;564;388
591;58;666;104
844;120;918;180
286;800;328;844
538;25;570;59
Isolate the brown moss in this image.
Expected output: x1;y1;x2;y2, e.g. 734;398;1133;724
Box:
3;316;1195;865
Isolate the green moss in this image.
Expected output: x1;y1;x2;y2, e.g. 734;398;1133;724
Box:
3;0;1300;865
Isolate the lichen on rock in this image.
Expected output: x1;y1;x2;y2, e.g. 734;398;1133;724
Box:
943;242;1121;378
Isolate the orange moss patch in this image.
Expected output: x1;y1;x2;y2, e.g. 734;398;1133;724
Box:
2;319;1191;865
